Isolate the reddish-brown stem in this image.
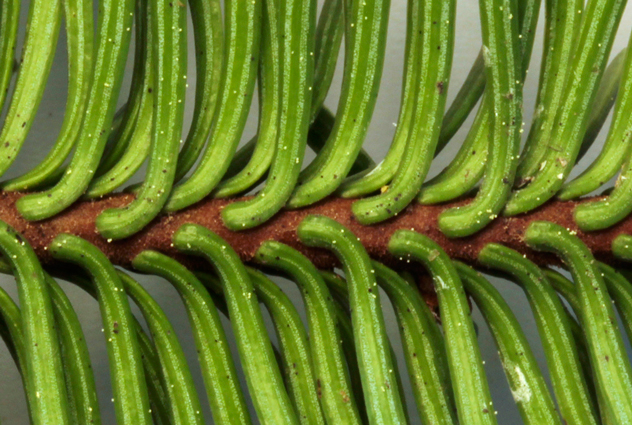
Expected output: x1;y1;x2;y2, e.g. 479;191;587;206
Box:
0;191;628;273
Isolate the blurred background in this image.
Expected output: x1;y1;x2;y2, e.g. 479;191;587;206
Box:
1;0;632;423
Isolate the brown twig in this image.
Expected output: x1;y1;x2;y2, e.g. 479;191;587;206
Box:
0;191;626;272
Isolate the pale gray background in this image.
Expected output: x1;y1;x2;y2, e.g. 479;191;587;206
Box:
1;0;631;423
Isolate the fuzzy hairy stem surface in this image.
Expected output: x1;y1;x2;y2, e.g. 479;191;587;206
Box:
0;191;626;273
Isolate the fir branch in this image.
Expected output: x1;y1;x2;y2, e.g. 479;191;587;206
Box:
0;190;624;273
